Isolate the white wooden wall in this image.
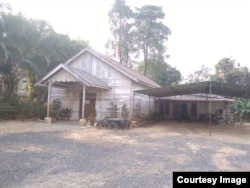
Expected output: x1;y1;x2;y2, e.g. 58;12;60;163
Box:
49;51;154;121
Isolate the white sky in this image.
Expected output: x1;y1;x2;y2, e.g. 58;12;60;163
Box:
3;0;250;78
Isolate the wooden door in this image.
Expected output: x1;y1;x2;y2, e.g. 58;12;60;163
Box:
79;93;96;119
84;97;96;119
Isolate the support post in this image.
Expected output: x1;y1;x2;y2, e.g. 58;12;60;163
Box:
132;91;135;119
149;95;151;121
82;85;86;118
45;81;52;123
209;81;212;136
47;81;51;117
101;89;103;119
79;85;87;126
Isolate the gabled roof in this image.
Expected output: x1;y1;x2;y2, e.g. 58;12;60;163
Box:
65;48;160;88
35;64;110;89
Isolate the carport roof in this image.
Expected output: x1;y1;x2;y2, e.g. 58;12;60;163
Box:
135;81;250;98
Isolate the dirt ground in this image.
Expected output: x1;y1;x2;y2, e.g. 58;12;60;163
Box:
0;120;250;188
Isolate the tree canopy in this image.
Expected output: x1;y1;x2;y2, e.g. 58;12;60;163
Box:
134;5;171;75
0;12;88;99
108;0;134;66
185;57;250;86
108;0;175;86
136;60;181;86
211;57;249;85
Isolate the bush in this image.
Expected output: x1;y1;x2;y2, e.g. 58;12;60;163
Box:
121;104;129;119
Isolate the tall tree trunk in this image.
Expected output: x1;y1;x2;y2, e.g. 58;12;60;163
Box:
143;41;148;75
119;16;122;64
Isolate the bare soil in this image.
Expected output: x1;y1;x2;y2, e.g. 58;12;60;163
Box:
0;120;249;188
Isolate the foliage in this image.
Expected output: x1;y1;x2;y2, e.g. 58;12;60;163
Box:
0;19;23;99
211;57;249;85
121;104;129;119
108;0;134;66
60;108;72;118
50;98;61;111
50;98;61;119
29;98;40;118
107;1;173;79
134;5;171;75
135;60;181;86
7;93;20;107
0;8;89;119
107;102;119;118
184;57;250;85
17;97;46;119
0;13;88;101
232;98;250;122
185;65;212;83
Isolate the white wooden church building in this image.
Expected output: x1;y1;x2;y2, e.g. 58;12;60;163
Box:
36;48;160;123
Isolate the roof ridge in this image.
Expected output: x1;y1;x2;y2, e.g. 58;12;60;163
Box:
64;48;160;88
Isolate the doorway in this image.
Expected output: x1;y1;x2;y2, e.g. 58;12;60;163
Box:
79;93;96;119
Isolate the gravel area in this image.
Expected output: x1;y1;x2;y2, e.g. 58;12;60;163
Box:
0;120;250;188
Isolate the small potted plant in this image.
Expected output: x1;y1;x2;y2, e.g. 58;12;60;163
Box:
50;110;58;123
50;99;62;123
60;108;72;121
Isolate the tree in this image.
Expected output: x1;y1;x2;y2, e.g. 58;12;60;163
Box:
1;13;88;99
1;14;53;98
163;65;181;86
134;5;171;75
185;65;212;83
108;0;134;66
135;60;181;86
211;57;249;85
0;44;22;97
40;33;88;72
0;9;24;98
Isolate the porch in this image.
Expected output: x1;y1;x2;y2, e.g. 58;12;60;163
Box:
35;64;110;124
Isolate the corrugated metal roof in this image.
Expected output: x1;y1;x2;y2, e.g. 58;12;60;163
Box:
35;64;110;89
135;81;250;99
160;95;234;102
64;65;110;89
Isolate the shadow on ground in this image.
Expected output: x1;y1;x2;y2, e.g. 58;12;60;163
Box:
0;120;250;187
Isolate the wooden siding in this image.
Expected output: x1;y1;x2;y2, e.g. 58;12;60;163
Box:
49;51;156;120
70;51;112;80
132;81;155;117
50;83;81;120
68;51;136;120
48;69;78;82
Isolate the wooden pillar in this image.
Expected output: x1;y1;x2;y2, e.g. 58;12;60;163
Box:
79;85;87;126
132;91;135;119
45;81;53;123
149;95;150;120
82;85;86;118
47;81;52;117
101;89;103;119
209;81;212;136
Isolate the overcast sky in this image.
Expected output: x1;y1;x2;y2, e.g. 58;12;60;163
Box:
4;0;250;78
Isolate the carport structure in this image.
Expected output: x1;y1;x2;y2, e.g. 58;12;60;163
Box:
135;81;250;98
134;81;250;135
